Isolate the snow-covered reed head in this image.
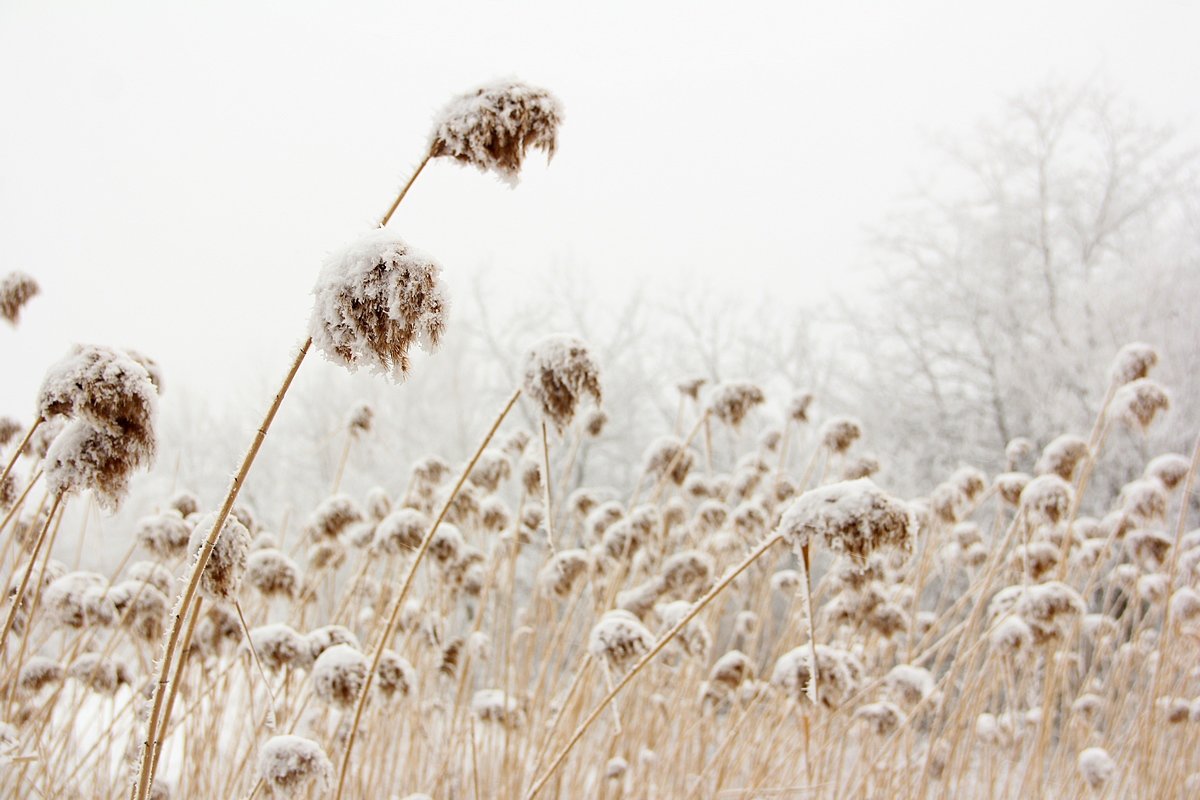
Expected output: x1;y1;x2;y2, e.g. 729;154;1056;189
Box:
373;507;429;554
309;229;448;381
471;689;521;725
643;436;696;487
537;548;591;599
304;495;364;542
771;644;863;709
429;79;563;186
135;511;192;561
1019;474;1074;526
312;643;369;709
187;512;252;605
375;649;416;701
778;478;916;561
346;401;374;436
38;345;160;509
249;624;314;672
258;735;334;798
677;377;706;401
38;344;157;441
1110;342;1158;386
1077;746;1116;791
787;391;815;423
522;334;602;432
1035;435;1089;481
245;549;301;600
589;609;654;673
707;381;765;429
0;271;39;325
819;417;863;453
1109;378;1170;431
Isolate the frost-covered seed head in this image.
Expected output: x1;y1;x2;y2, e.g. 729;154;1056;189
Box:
249;624;314;672
855;701;905;736
709;650;754;690
18;656;64;695
677;377;707;400
522;334;602;432
471;689;520;725
707;381;766;429
258;735;334;798
885;664;934;707
375;650;416;701
307;624;361;661
589;610;654;672
304;495;364;541
428;524;465;568
1110;379;1170;430
994;472;1031;506
1035;435;1089;481
819;417;863;453
135;510;192;560
428;79;562;186
373;507;429;554
841;455;881;481
245;549;301;599
778;479;916;561
584;408;607;437
0;271;39;325
771;645;863;709
1120;479;1168;523
1144;453;1191;491
1078;746;1116;790
37;344;157;445
660;550;714;601
312;644;369;709
44;421;151;511
187;512;252;605
787;391;815;423
309;229;448;381
642;436;696;486
537;548;591;598
1110;342;1158;386
467;449;511;493
346;401;374;436
1019;474;1074;526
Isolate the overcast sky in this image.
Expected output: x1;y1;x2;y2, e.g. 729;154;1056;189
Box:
1;0;1197;417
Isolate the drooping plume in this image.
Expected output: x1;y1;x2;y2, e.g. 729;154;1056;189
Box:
309;229;448;381
522;334;602;432
0;271;39;325
429;79;564;186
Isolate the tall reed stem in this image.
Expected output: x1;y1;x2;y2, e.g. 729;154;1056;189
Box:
332;387;522;800
524;532;783;799
134;337;311;800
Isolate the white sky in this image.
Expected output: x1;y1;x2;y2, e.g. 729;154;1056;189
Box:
1;0;1197;416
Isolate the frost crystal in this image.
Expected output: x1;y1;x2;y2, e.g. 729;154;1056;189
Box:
309;228;448;381
429;79;563;186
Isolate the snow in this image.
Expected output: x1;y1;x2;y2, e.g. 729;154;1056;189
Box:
1078;746;1116;790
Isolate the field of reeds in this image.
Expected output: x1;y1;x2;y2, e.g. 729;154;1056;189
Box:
0;78;1198;800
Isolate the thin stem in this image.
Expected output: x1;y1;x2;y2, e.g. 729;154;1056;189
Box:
0;416;42;492
332;387;522;800
524;532;783;800
379;154;431;228
0;493;62;651
541;421;556;554
134;336;311;800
